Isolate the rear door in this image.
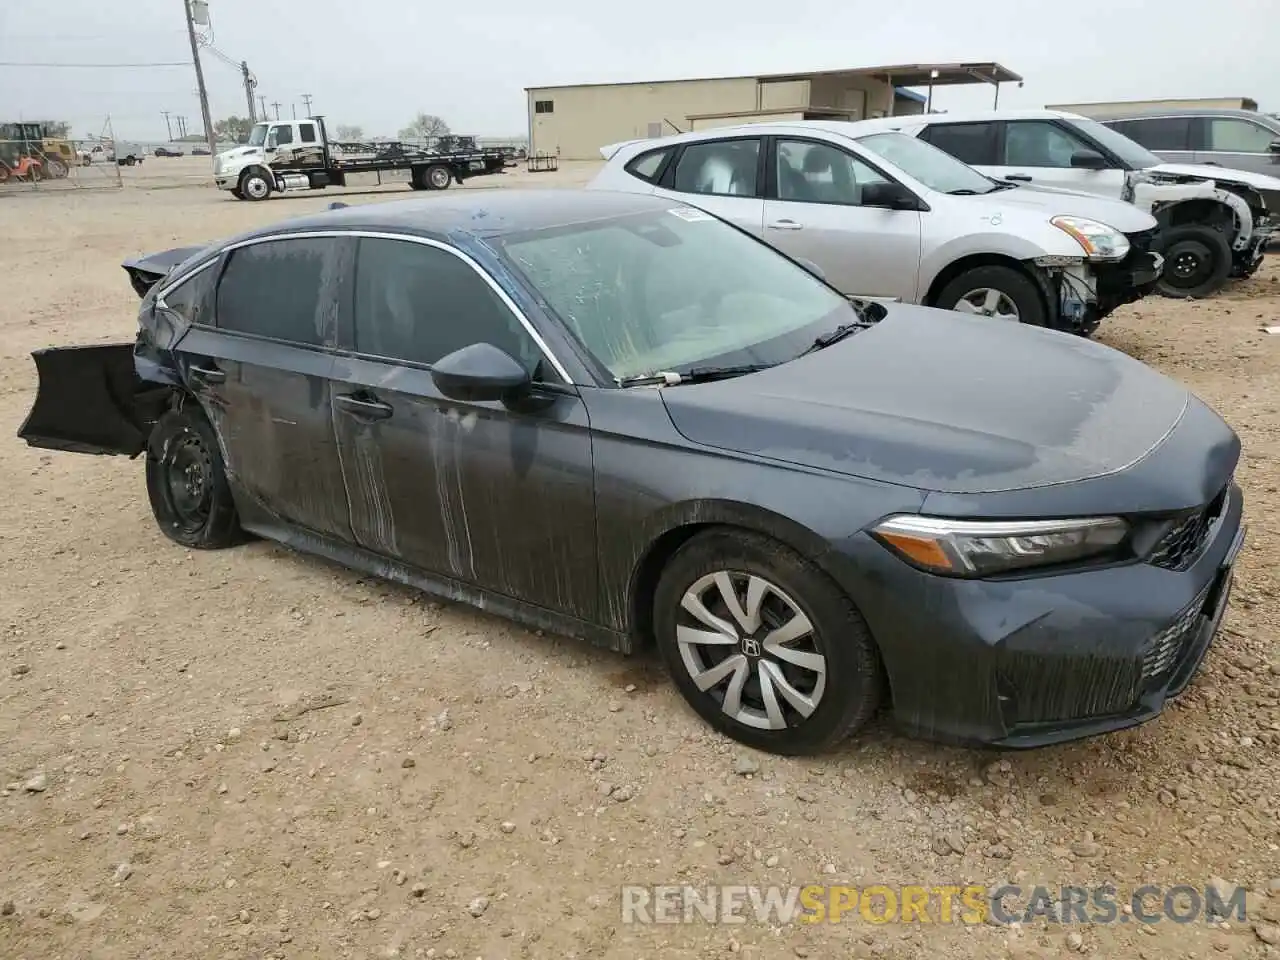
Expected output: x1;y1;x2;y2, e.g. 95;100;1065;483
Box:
652;137;765;237
978;119;1127;198
175;235;354;542
1106;116;1196;166
760;136;922;300
329;234;598;619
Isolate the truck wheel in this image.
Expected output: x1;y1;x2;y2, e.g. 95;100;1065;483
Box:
426;164;451;190
44;156;69;179
934;265;1047;327
1156;225;1232;299
238;169;272;201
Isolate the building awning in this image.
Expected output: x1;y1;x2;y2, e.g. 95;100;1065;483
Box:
856;62;1022;87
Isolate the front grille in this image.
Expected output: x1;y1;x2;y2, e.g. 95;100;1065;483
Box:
1140;582;1211;682
1001;650;1143;725
1150;485;1228;571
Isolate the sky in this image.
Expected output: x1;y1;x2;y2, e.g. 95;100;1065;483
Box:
3;0;1276;142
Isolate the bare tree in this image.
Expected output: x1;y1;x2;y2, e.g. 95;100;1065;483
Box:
398;113;449;140
334;124;365;141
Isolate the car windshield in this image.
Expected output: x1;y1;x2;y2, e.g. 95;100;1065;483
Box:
1061;117;1163;169
855;132;999;194
247;123;269;147
494;208;855;381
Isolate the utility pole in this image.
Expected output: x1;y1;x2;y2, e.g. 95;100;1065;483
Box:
258;95;267;119
301;93;313;117
242;61;257;122
176;116;187;139
291;103;297;120
161;111;173;140
270;101;281;120
182;0;218;159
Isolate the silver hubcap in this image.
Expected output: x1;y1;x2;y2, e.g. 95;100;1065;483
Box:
676;572;826;731
429;168;449;187
245;176;268;198
954;287;1020;321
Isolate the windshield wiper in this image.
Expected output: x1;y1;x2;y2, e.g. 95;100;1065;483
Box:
616;363;775;388
800;302;886;355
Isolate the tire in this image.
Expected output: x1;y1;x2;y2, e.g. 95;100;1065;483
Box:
145;405;243;550
409;169;429;191
1155;225;1232;299
229;188;244;200
934;265;1047;327
238;168;272;201
653;528;883;755
425;164;451;190
44;156;69;179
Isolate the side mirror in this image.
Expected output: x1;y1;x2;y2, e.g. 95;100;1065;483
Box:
795;257;826;280
1070;149;1108;170
1268;139;1280;154
431;343;532;403
861;181;919;211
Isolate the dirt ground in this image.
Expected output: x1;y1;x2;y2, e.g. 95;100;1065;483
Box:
1;162;1279;960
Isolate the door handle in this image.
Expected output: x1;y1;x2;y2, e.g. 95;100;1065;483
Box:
1005;174;1033;182
335;394;393;421
768;219;804;230
189;364;226;385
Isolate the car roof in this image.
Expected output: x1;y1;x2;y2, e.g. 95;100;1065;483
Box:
1087;106;1280;124
236;189;681;244
848;109;1086;131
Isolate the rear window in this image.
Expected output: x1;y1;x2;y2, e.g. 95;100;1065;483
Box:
1108;117;1192;151
919;123;997;166
216;239;329;345
625;147;672;183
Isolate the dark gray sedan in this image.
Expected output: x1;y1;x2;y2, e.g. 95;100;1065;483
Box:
19;190;1244;755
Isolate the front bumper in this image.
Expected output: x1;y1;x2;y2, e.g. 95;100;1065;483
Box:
1091;227;1165;318
840;483;1245;748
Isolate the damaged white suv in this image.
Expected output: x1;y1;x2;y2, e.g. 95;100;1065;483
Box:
863;109;1280;298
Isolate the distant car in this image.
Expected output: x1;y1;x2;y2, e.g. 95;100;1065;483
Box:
1097;108;1280;179
17;190;1244;754
852;109;1280;298
192;147;211;156
154;147;185;158
590;121;1163;335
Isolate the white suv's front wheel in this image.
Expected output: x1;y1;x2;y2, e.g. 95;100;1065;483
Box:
935;265;1047;327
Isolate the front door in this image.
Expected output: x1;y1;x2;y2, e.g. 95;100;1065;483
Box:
652;136;765;238
761;137;922;300
980;119;1127;198
1195;115;1280;175
176;236;353;542
329;235;598;620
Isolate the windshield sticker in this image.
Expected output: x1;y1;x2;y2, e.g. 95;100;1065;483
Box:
668;207;714;222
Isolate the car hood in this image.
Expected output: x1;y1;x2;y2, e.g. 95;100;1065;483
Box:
1147;162;1280;193
981;184;1157;231
660;304;1195;495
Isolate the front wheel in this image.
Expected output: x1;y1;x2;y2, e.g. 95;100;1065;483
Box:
934;265;1047;326
238;168;272;201
1156;225;1232;299
145;405;243;549
653;529;883;755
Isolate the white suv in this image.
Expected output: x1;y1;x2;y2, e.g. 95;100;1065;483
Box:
589;121;1162;335
853;109;1280;299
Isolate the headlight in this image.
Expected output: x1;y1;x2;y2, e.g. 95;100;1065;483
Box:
871;515;1128;577
1050;216;1130;261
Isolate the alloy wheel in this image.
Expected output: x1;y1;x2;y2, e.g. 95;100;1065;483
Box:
953;287;1021;321
243;174;270;200
675;571;826;731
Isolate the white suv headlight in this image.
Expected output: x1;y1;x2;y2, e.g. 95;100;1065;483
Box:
872;515;1128;577
1050;216;1130;262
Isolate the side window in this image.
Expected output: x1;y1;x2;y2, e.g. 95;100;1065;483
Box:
159;263;217;326
672;139;760;197
919;123;997;165
625;147;671;183
1003;121;1095;167
270;124;294;147
1207;118;1275;153
217;239;329;345
534;100;554;114
775;139;887;205
299;123;317;144
354;239;539;372
1112;117;1191;151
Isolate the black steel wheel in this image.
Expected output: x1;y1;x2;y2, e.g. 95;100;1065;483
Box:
145;406;243;549
1155;225;1232;299
653;528;883;755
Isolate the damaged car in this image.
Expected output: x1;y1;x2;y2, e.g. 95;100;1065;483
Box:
860;109;1280;298
590;122;1164;336
19;190;1244;754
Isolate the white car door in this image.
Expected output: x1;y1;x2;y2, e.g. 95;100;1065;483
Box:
760;138;922;300
980;119;1126;199
651;137;765;238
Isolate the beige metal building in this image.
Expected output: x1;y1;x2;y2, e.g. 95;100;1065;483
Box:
526;62;1022;160
1047;97;1260;119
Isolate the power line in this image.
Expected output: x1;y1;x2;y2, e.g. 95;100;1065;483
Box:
0;61;190;68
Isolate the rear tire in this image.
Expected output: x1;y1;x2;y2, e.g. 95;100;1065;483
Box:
426;164;451;190
145;405;243;550
653;528;883;755
934;265;1047;327
1155;225;1232;299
